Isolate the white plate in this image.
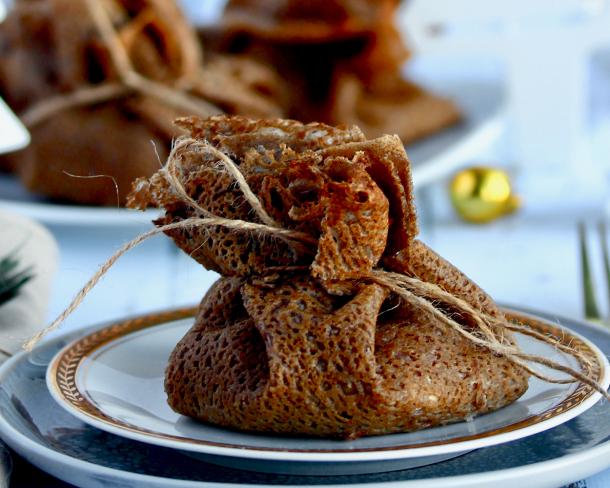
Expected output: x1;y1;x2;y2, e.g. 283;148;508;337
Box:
45;307;609;475
0;97;29;155
2;306;610;487
0;173;159;226
0;75;502;227
0;186;160;227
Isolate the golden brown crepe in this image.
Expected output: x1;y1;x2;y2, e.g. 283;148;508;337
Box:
128;116;528;438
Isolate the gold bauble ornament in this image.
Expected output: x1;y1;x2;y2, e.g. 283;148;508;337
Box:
449;167;520;223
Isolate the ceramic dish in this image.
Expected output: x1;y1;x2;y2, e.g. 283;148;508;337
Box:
44;307;608;475
0;97;29;154
0;77;502;227
0;178;160;227
2;307;610;487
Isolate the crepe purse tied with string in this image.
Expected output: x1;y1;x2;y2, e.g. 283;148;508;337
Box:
123;115;543;439
0;0;284;205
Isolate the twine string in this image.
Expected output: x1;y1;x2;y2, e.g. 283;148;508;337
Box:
504;322;595;368
20;0;221;128
84;0;134;77
370;270;605;397
159;138;317;258
201;143;279;227
20;83;131;127
22;215;316;351
82;0;220;118
160;138;216;218
61;171;121;209
23;141;610;401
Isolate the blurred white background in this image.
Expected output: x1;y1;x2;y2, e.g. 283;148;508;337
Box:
401;0;610;211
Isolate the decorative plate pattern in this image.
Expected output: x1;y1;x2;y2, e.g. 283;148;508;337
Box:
53;307;195;420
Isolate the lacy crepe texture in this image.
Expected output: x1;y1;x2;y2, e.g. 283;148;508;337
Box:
128;116;529;439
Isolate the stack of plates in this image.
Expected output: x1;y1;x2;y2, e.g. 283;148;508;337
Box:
1;306;610;487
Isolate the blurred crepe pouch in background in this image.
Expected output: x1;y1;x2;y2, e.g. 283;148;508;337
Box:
0;0;460;208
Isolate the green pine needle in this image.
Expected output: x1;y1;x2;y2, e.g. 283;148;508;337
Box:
599;221;610;318
0;252;33;307
579;222;601;320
